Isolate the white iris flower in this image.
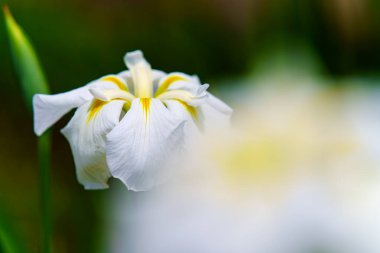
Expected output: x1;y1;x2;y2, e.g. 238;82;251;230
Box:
33;50;232;191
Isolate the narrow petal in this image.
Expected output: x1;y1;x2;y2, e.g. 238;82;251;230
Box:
155;73;191;96
33;78;122;136
124;50;153;97
201;93;233;131
166;80;209;97
117;70;166;94
156;87;209;106
106;98;186;191
165;75;203;93
100;75;129;91
155;72;209;107
61;99;125;189
89;87;135;102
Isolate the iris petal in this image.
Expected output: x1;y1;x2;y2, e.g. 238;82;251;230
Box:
33;86;92;136
165;99;202;137
61;99;125;189
201;93;233;131
33;78;122;136
106;98;186;191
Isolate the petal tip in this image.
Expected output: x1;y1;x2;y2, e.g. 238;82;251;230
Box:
120;178;148;192
197;84;209;95
34;128;44;136
124;50;145;67
83;182;109;190
33;94;47;136
60;126;69;138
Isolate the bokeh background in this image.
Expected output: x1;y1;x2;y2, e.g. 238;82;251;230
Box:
1;0;380;252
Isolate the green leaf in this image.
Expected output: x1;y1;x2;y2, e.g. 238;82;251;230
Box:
3;5;49;110
3;6;52;253
0;207;26;253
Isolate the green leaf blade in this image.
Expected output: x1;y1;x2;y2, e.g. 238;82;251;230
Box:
3;6;52;253
3;5;50;110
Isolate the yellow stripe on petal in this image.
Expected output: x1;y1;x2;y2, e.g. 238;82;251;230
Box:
101;75;128;91
140;98;151;125
123;100;131;111
177;99;204;131
87;99;108;123
155;75;187;97
175;99;198;121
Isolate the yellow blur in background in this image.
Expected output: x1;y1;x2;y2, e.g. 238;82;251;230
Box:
108;65;380;253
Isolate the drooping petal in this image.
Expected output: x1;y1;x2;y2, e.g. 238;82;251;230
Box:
165;99;202;138
106;98;186;191
33;86;93;136
33;77;123;136
206;93;233;114
61;99;125;189
200;93;233;131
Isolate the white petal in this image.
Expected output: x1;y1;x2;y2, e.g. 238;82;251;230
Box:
206;93;233;114
97;75;129;93
156;88;209;106
61;99;125;190
117;70;166;94
201;93;233;131
33;87;92;136
33;78;122;136
168;80;209;96
124;50;153;97
106;98;186;191
89;87;135;102
164;99;201;138
166;77;202;92
155;72;197;96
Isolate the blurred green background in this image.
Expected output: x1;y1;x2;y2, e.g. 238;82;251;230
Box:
0;0;379;252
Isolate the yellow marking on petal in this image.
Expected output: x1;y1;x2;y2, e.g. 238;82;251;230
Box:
123;101;131;111
87;99;108;124
101;76;128;91
140;98;151;125
155;75;187;97
173;99;204;131
175;99;198;121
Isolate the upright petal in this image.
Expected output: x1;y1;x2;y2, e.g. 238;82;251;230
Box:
155;85;209;107
100;75;129;91
61;99;125;189
106;98;186;191
155;73;192;96
117;70;166;94
124;50;153;98
165;74;203;93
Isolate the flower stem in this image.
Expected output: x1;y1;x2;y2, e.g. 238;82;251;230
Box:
38;132;52;253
